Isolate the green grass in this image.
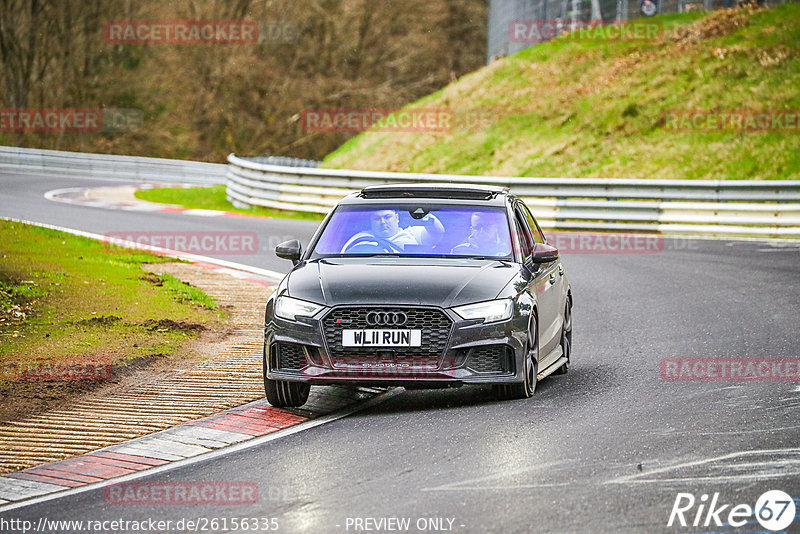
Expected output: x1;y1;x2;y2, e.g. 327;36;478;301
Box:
0;220;223;367
159;273;217;310
322;4;800;180
135;185;325;221
0;280;47;311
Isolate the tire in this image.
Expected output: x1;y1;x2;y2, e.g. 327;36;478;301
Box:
263;345;311;407
264;378;310;408
494;316;538;400
554;298;572;375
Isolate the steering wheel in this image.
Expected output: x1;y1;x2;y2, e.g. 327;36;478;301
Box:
343;235;402;253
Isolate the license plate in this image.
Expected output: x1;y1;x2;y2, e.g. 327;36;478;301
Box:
342;329;421;347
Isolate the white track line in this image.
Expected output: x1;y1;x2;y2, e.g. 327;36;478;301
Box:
606;447;800;485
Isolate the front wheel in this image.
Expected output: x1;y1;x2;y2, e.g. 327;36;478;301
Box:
263;345;310;407
494;317;538;400
264;377;310;408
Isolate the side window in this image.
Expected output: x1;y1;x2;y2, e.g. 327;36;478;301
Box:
513;207;534;259
522;203;545;244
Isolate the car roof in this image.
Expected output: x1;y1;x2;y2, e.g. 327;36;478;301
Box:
353;183;511;202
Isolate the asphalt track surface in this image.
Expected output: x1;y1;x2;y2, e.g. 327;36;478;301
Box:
1;173;800;533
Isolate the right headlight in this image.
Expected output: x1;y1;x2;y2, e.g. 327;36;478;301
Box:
275;296;324;321
451;298;513;324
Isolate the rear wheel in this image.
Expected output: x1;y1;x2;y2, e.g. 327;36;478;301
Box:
494;317;538;400
554;299;572;375
263;346;310;407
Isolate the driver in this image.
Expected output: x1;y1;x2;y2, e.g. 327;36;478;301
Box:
451;212;509;256
341;209;444;252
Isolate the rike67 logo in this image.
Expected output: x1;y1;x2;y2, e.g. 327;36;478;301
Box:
668;490;796;531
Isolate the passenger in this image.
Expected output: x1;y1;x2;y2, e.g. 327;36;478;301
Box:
342;209;444;252
451;212;508;256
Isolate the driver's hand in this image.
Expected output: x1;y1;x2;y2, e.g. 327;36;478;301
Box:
420;214;437;226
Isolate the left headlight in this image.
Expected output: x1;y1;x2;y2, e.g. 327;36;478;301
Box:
451;298;513;324
275;296;325;321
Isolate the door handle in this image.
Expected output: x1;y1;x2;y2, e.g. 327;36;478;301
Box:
558;265;564;276
549;273;556;284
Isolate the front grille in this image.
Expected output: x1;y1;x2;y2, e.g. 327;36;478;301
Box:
467;345;513;373
322;307;452;364
276;343;307;370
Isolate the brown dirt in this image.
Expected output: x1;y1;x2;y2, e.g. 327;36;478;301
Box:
0;262;274;474
0;264;232;425
671;3;761;47
0;323;229;426
142;318;207;332
140;272;164;285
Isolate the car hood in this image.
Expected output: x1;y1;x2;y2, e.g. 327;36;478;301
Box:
286;257;519;308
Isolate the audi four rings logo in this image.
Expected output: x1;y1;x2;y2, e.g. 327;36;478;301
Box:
366;311;408;326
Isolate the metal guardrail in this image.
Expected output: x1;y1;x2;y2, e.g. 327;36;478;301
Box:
244;156;321;168
227;153;800;238
1;146;795;238
0;146;226;185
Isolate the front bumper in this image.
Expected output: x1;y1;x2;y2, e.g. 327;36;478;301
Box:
264;304;528;387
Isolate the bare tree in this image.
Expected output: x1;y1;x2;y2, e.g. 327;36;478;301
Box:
0;0;487;160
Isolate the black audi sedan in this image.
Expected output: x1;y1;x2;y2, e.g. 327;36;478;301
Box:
263;184;572;407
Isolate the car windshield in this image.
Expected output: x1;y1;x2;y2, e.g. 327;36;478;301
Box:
311;204;513;259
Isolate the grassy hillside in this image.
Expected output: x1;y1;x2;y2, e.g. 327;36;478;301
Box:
323;4;800;180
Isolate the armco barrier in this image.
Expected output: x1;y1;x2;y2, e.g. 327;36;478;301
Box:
1;146;797;238
227;154;800;238
0;145;227;185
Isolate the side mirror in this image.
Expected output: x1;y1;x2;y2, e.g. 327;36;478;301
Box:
276;240;302;264
530;242;559;264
